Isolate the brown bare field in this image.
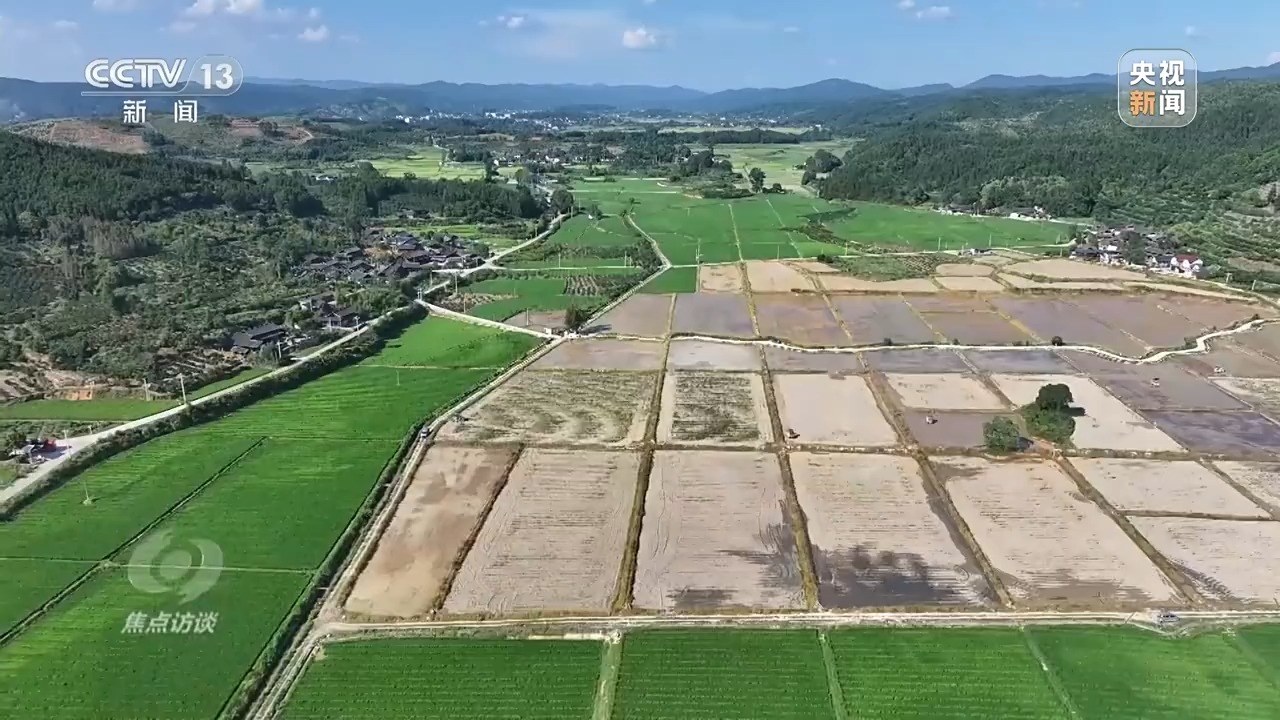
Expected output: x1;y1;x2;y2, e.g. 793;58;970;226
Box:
666;339;762;371
1126;282;1258;300
345;446;516;619
753;295;851;346
786;260;838;274
934;263;995;277
863;349;970;373
919;312;1030;344
988;298;1148;357
905;411;1012;448
1070;458;1268;517
442;448;638;614
1128;517;1280;604
1143;410;1280;455
531;338;666;371
595;293;673;337
633;450;804;611
744;260;817;292
936;457;1181;606
990;373;1182;451
905;296;993;313
884;373;1006;411
1212;462;1280;514
791;453;990;607
933;276;1006;292
1003;258;1146;281
1233;324;1280;358
962;349;1077;374
831;297;939;344
502;309;565;333
1085;364;1249;411
437;370;655;446
698;264;745;293
1067;296;1192;348
773;374;897;446
1176;342;1280;378
671;294;756;338
820;277;940;293
1165;297;1270;330
762;348;865;373
18;119;148;154
657;372;772;446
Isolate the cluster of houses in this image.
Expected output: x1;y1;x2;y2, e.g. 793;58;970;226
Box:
1070;225;1204;277
939;204;1054;221
298;232;485;285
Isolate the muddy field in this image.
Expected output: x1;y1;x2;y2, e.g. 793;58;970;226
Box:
862;349;970;373
819;277;940;293
1212;377;1280;416
936;457;1181;606
1233;324;1280;358
884;373;1006;411
531;339;666;371
1003;258;1145;281
1067;296;1193;349
905;411;1010;449
988;298;1149;357
671;294;756;338
933;276;1006;292
1178;342;1280;378
830;298;939;344
790;453;990;607
961;349;1077;374
998;274;1119;291
904;296;993;313
502;309;565;333
1163;297;1269;331
744;260;816;292
1128;517;1280;604
919;312;1029;345
346;446;516;619
595;293;673;337
633;450;804;611
1212;462;1280;515
773;374;898;446
698;264;745;293
437;370;655;446
666;340;762;371
442;448;638;614
657;372;772;446
990;374;1182;451
1070;458;1267;517
753;295;851;347
1084;365;1248;411
933;263;994;277
1143;411;1280;455
762;348;865;373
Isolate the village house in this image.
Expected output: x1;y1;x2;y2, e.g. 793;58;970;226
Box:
230;323;287;356
316;305;361;329
1171;254;1204;276
298;292;336;312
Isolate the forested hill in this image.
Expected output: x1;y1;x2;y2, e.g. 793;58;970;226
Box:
0;132;261;222
817;81;1280;283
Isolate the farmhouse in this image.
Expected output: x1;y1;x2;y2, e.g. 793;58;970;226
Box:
299;292;336;312
317;305;361;329
230;323;287;356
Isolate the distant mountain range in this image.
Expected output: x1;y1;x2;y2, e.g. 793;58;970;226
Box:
3;62;1279;124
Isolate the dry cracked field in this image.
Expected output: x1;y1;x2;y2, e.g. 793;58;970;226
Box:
341;276;1280;623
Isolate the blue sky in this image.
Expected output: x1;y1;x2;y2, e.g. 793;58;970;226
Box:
1;0;1278;89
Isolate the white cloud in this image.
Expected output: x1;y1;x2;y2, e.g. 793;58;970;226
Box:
1184;25;1202;37
495;14;527;29
298;24;329;41
503;9;634;60
621;26;657;49
183;0;219;17
52;20;79;31
826;57;839;67
308;7;321;20
896;0;915;8
915;5;953;20
1268;51;1280;65
643;0;657;5
92;0;140;11
782;25;800;33
226;0;264;14
168;19;197;33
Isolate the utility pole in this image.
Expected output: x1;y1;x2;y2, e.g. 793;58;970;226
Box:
179;374;189;407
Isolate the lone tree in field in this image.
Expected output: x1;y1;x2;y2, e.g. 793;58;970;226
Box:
1021;382;1078;446
1050;335;1064;346
1034;383;1074;411
748;167;766;194
983;416;1022;453
563;304;591;331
